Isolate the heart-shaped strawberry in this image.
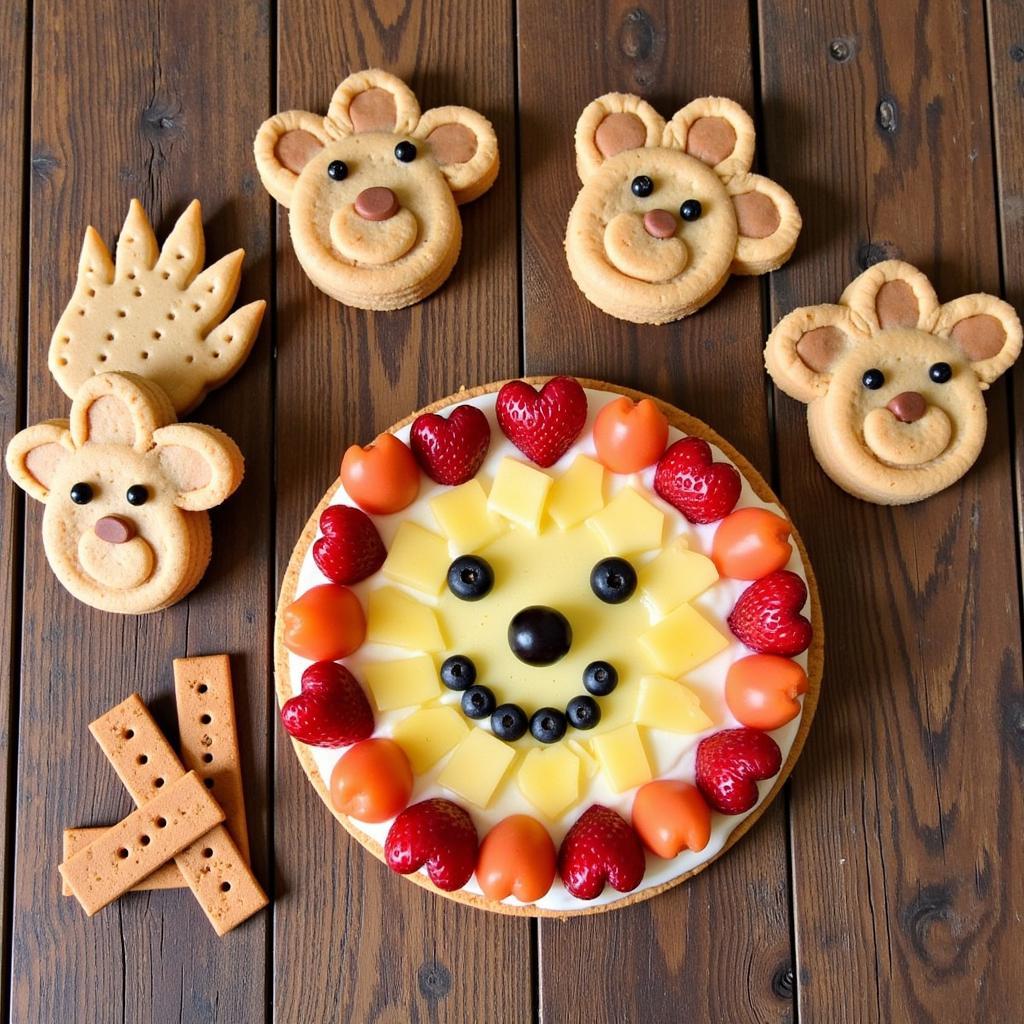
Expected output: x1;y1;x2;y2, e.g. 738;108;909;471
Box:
558;804;646;900
410;404;491;485
313;505;387;584
384;798;478;891
654;437;741;524
280;661;374;748
495;376;588;467
695;727;782;814
728;569;812;656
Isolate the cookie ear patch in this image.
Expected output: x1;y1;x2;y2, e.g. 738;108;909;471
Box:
325;69;421;138
665;97;755;178
728;173;802;276
839;260;939;333
574;93;666;182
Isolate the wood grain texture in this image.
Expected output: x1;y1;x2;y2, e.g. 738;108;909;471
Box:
9;1;271;1021
517;2;796;1020
271;1;528;1020
758;1;1024;1019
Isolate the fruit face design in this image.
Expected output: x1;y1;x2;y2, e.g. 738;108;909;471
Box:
276;379;821;912
254;69;499;311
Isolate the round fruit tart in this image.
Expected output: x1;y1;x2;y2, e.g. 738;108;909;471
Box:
275;377;822;914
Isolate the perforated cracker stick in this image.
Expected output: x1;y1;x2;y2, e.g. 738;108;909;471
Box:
89;694;268;936
59;771;223;916
62;828;185;894
172;654;250;863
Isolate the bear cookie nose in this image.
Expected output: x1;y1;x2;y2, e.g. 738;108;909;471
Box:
94;515;136;544
642;209;678;239
508;606;573;666
886;391;927;424
354;186;400;222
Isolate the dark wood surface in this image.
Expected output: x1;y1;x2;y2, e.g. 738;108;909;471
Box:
1;1;1022;1022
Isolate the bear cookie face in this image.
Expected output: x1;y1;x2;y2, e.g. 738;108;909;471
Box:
764;260;1023;505
565;93;802;325
6;372;244;613
254;69;499;311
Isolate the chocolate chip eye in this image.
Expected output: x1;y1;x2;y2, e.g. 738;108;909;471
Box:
70;482;93;505
680;199;702;221
631;175;654;198
929;361;952;384
394;140;417;163
862;368;885;390
125;484;149;506
327;160;348;181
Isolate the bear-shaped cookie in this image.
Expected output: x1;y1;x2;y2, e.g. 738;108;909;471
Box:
49;199;265;415
764;260;1022;504
5;371;244;613
565;93;801;324
254;69;499;311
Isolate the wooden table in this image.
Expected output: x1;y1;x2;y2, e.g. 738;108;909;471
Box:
2;1;1022;1020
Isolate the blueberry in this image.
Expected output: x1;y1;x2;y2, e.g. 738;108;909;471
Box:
530;707;567;744
394;140;417;162
862;368;885;390
590;557;637;604
631;175;654;198
447;555;494;601
125;484;148;506
440;654;476;691
461;684;496;720
566;695;601;730
70;482;93;505
508;606;572;666
327;160;348;181
929;361;952;384
679;199;702;221
491;703;528;741
583;660;618;696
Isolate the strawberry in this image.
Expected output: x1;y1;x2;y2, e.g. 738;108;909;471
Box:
728;569;812;656
495;376;588;467
654;437;741;524
409;404;491;485
384;798;478;891
280;661;374;748
558;804;646;900
695;727;782;814
313;505;387;584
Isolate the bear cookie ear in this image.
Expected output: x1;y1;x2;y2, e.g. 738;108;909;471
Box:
414;105;499;205
933;293;1022;386
574;93;667;182
5;421;72;503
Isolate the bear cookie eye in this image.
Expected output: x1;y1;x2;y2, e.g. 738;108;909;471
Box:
862;368;885;390
394;141;417;163
69;482;94;505
929;362;953;384
326;160;348;181
125;484;149;506
679;199;702;222
631;175;654;198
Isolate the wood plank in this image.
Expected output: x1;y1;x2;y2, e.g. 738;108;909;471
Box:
0;2;28;1014
271;1;527;1020
10;1;272;1020
517;2;795;1020
758;1;1024;1019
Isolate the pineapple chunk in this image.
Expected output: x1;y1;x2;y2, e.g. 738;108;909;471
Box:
517;746;581;819
487;458;553;532
392;706;468;773
430;480;505;553
587;487;664;555
634;675;713;733
366;587;445;651
547;455;606;530
639;537;719;618
592;724;653;793
381;521;451;595
638;603;728;676
566;738;599;779
438;729;516;809
363;655;441;711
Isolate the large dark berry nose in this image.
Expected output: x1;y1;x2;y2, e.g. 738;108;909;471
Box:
508;606;572;666
887;391;927;423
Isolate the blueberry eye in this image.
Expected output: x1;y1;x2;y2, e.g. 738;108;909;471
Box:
929;362;952;384
862;368;885;390
70;482;93;505
680;199;702;221
327;160;348;181
125;484;148;506
590;557;637;604
394;140;417;163
447;556;494;601
631;175;654;198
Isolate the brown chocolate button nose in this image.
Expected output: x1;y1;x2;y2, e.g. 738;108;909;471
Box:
94;515;136;544
643;209;678;239
886;391;927;424
354;186;399;222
